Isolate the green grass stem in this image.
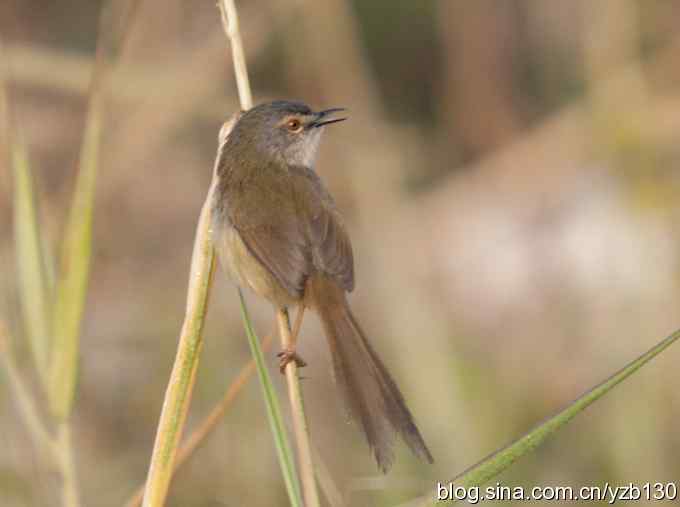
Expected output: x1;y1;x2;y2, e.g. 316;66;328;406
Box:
404;328;680;506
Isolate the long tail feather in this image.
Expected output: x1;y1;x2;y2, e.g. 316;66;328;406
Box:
311;279;433;472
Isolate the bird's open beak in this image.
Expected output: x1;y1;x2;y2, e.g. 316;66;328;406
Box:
312;108;348;128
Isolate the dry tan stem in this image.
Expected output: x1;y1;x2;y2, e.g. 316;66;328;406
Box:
219;0;253;110
221;1;322;505
278;308;321;507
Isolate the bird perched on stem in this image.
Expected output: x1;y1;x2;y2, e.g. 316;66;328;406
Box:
211;100;433;472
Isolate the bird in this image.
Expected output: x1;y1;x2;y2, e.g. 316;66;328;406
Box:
211;100;433;472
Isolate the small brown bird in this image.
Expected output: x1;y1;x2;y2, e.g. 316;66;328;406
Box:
211;100;433;472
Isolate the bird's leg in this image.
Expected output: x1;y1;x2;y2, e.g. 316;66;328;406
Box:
290;305;305;343
277;306;307;374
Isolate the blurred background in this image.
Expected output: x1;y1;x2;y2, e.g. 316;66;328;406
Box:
2;0;680;505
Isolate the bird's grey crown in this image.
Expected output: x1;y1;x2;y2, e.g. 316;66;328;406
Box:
249;100;313;118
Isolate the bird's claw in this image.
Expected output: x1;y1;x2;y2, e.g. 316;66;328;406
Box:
277;348;307;374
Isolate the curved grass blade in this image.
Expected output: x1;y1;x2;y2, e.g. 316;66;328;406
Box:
11;132;52;382
45;0;142;421
1;39;52;382
238;289;303;507
47;101;102;419
405;328;680;506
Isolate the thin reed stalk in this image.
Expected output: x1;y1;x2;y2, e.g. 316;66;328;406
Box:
218;0;319;504
56;424;80;507
139;113;245;506
278;308;320;507
219;0;252;110
141;183;217;507
237;292;303;507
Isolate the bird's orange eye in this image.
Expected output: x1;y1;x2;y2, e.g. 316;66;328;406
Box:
286;119;302;132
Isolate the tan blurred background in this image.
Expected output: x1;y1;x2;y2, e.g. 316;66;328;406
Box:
2;0;680;505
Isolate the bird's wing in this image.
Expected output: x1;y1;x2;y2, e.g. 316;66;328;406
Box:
290;165;355;292
227;164;354;300
227;167;312;299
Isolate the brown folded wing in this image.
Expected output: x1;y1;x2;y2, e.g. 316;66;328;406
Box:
227;163;354;300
